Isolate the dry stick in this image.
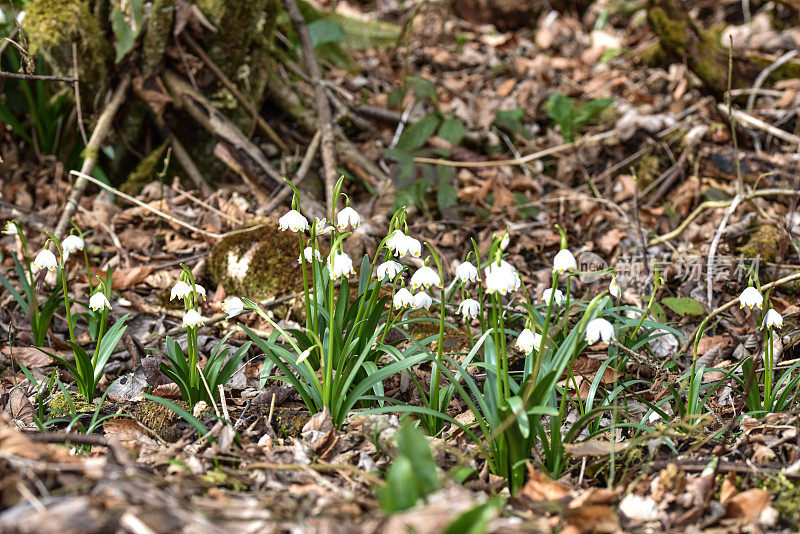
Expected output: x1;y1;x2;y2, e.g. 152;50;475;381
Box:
0;71;76;83
746;50;799;113
167;129;213;197
180;32;288;153
71;42;88;146
69;170;222;239
721;103;800;145
284;0;337;216
170;183;244;225
262;130;321;214
53;74;132;242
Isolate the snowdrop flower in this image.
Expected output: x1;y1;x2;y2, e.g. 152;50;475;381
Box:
585;318;615;345
182;309;204;328
313;217;333;235
61;234;84;258
515;328;542;354
455;262;479;283
763;309;783;330
296;348;312;364
278;209;309;233
300;246;322;263
222;296;244;319
32;249;57;272
542;288;564;305
88;292;111;312
3;221;18;235
609;278;622;298
393;287;415;308
739;286;763;310
171;280;192;300
193;284;206;300
500;231;510;251
336;206;361;231
387;231;421;258
458;298;480;320
328;251;355;280
413;291;432;310
484;259;520;295
553;249;577;274
386;230;406;252
410;265;441;290
377;260;404;281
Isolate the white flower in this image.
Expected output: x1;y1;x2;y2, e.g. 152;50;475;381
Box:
182;309;204;328
413;291;432;310
609;279;622;298
484;259;520;295
553;249;577;274
455;262;479;283
278;209;309;232
739;287;763;310
393;287;415;308
222;296;244;319
542;288;564;305
410;265;441;290
32;249;57;272
500;232;510;251
3;221;18;235
377;260;404;281
296;348;312;364
313;217;333;235
328;251;355;280
763;309;783;330
385;230;406;253
193;284;206;300
61;234;84;255
585;318;615;345
387;231;421;258
300;246;322;263
88;292;111;312
457;298;480;320
170;280;192;300
515;328;542;354
336;206;361;231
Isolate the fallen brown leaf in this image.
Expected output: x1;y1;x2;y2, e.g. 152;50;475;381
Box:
1;346;60;368
519;463;571;503
725;488;771;523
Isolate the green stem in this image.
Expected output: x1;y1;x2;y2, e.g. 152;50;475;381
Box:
765;328;773;411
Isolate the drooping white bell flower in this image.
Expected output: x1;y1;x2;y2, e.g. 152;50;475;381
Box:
313;217;334;235
336;206;361;231
32;249;57;272
515;328;542;354
763;309;783;330
457;298;480;320
738;286;763;310
182;309;205;328
500;231;510;251
222;296;244;319
61;234;84;258
609;278;622;298
171;280;192;300
3;221;18;235
88;292;111;312
377;260;404;281
296;348;313;364
410;265;441;290
278;209;309;233
455;262;479;283
386;230;406;253
553;249;577;274
585;318;615;345
300;246;322;263
542;288;564;305
328;251;355;280
484;259;520;295
393;287;415;308
413;291;432;310
193;284;206;300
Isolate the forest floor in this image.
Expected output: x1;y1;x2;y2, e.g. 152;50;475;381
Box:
2;0;800;532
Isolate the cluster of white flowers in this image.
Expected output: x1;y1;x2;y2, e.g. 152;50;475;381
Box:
3;221;18;235
484;259;520;295
738;286;783;331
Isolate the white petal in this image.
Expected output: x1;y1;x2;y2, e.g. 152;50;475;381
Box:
553;249;577;274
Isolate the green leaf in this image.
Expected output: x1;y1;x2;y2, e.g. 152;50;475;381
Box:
437;119;465;145
385;148;416;189
407;76;437;103
547;93;576;142
397;113;441;152
493;108;529;138
574;97;614;128
308;19;344;47
661;297;705;317
379;456;420;512
443;497;504;534
396;423;439;495
111;1;143;64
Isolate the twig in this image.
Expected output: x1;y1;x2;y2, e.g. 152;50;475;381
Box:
706;194;743;307
69;170;222;239
53;74;132;242
180;32;288;153
746;50;799;113
284;0;338;216
72;42;88;146
26;431;108;447
262;130;321;214
170;183;244;225
0;71;76;83
721;103;800;146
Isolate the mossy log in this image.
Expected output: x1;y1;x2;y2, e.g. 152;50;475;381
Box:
646;0;800;98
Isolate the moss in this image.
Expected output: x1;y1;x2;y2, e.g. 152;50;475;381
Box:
130;399;185;440
636;152;660;187
22;0;109;93
120;141;168;196
207;222;304;300
738;225;782;263
201;468;248;491
639;42;668;67
141;0;175;75
272;408;311;438
47;390;96;416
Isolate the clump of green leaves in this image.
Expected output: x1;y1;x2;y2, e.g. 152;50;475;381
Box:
546;93;614;142
378;423;440;512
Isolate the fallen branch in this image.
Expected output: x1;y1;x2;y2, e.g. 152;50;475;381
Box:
284;0;338;216
54;74;132;242
0;71;76;83
721;103;800;146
